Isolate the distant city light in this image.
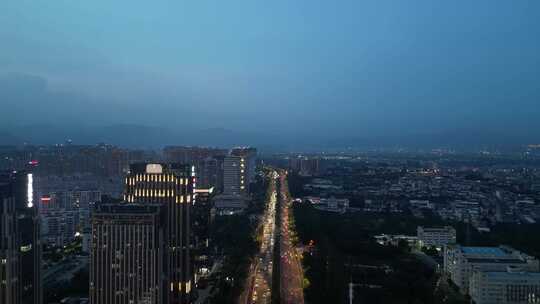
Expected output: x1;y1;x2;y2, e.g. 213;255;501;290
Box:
145;164;163;174
27;173;33;208
194;187;214;194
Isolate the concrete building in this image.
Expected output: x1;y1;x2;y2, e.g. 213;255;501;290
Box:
223;156;242;196
189;156;228;193
230;147;257;185
40;190;101;211
470;268;540;304
288;156;320;176
90;204;165;304
39;190;100;246
124;163;195;304
299;158;320;176
191;189;214;283
81;228;91;253
444;245;539;294
213;194;249;215
306;197;349;213
0;171;42;304
374;234;419;248
19;144;132;177
41;210;78;247
163;146;227;192
417;226;456;249
192;188;214;249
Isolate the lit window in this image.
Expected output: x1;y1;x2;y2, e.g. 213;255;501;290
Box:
20;244;32;252
27;173;33;208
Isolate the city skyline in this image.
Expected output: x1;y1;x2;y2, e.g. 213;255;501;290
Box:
2;1;540;304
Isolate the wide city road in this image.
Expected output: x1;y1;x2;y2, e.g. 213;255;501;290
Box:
240;170;278;304
278;172;305;304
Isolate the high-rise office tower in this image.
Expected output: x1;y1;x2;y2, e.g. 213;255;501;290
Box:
90;204;165;304
191;188;214;283
124;163;195;304
230;147;257;192
0;171;42;304
222;156;242;195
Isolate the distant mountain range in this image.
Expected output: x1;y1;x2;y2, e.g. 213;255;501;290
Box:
0;124;277;149
0;123;537;152
1;73;538;152
322;129;538;152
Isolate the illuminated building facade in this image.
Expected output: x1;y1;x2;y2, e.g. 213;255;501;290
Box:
0;171;42;304
223;156;242;195
230;147;257;192
124;163;195;304
90;204;165;304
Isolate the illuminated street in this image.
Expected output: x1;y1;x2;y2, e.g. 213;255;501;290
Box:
278;172;305;304
241;171;278;304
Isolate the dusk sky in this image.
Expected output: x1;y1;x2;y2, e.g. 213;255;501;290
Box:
1;1;540;146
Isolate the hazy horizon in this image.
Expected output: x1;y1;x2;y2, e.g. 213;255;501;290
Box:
2;1;540;149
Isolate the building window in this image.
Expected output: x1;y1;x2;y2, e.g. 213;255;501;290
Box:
20;244;32;252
